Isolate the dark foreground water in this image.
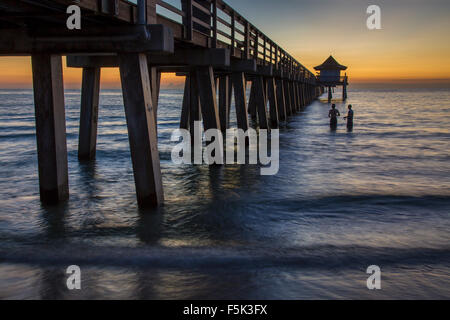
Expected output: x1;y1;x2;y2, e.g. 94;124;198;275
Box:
0;87;449;299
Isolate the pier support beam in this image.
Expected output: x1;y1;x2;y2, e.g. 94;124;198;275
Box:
267;77;279;128
196;66;221;131
302;83;306;106
284;80;292;116
31;54;69;204
343;80;348;101
180;75;190;129
218;75;230;132
276;79;287;121
231;72;250;131
78;67;101;161
253;76;269;130
297;83;303;109
328;86;332;102
189;70;201;140
149;67;161;117
119;53;164;208
248;79;257;120
292;82;299;112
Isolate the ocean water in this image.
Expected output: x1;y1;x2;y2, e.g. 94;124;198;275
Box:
0;87;449;300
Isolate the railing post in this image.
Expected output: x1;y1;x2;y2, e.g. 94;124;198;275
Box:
244;21;250;59
254;30;259;60
147;0;157;24
263;37;266;65
184;0;193;41
212;0;218;48
137;0;147;25
275;46;278;70
230;11;235;55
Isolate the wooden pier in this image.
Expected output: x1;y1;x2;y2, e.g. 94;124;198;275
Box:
0;0;322;208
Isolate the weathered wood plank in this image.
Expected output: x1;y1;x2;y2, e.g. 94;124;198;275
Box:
218;75;230;132
31;54;69;204
231;72;249;131
267;77;279;128
180;75;190;129
253;76;269;130
196;66;221;131
276;79;287;121
118;53;164;208
284;80;292;116
78;67;101;161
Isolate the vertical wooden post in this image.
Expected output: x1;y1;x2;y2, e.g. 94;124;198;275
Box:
254;76;269;130
303;82;308;106
218;75;230;132
267;77;279;128
244;22;250;59
290;81;297;112
78;67;100;161
146;0;157;24
343;76;348;100
230;11;236;55
189;70;201;140
196;66;221;131
196;66;222;164
228;77;233;123
184;0;193;41
137;0;147;25
254;31;259;60
284;80;292;116
276;79;286;121
297;82;304;109
212;0;218;48
31;54;69;204
118;53;164;208
148;66;161;117
303;83;308;106
231;72;249;131
248;79;257;120
294;81;299;110
180;75;190;129
328;86;332;102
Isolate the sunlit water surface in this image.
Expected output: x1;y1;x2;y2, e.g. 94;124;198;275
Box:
0;88;449;299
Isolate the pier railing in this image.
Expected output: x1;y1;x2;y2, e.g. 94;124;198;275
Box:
126;0;315;80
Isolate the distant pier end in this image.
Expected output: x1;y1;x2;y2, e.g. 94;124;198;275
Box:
314;56;349;102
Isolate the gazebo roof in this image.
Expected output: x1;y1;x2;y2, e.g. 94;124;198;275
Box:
314;56;347;71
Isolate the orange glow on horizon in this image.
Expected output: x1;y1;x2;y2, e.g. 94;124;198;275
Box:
0;51;448;89
0;57;186;89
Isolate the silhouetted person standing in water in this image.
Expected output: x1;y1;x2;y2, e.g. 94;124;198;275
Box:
328;104;340;129
344;105;354;130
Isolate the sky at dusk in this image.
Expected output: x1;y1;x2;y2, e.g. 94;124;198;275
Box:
0;0;449;88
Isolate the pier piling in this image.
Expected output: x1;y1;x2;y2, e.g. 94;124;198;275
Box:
276;79;287;121
31;54;69;204
78;67;101;161
119;53;164;208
